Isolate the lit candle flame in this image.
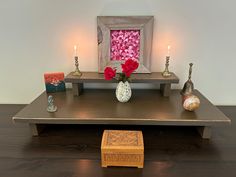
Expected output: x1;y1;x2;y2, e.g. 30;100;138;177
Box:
167;45;171;57
74;45;77;56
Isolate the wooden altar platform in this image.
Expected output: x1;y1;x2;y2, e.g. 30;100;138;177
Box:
12;89;231;139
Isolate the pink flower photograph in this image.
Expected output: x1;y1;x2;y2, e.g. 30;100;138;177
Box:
110;30;140;61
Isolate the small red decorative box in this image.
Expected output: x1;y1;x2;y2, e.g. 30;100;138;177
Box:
44;72;66;93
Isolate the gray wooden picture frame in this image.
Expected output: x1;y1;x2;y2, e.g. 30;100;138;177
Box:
97;16;154;73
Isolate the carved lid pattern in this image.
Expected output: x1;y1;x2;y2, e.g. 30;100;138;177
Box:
106;130;141;146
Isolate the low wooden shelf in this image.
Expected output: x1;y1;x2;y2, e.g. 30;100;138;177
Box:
13;89;231;139
64;72;179;97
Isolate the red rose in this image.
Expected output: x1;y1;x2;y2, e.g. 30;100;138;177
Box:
121;59;139;77
121;63;133;77
104;67;116;80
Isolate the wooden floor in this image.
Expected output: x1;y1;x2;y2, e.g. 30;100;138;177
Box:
0;105;236;177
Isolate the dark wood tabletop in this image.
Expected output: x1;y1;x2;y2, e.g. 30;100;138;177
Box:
13;89;230;127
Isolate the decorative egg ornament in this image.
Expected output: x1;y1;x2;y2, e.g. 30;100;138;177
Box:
183;95;200;111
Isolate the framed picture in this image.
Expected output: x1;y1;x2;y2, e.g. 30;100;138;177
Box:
97;16;154;73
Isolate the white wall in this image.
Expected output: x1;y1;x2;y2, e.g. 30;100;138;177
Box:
0;0;236;105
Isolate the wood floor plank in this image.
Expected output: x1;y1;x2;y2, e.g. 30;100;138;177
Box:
0;105;235;177
0;159;236;177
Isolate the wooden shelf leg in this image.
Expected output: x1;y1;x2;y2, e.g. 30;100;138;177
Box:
72;83;84;96
29;123;44;136
197;126;212;139
160;83;171;97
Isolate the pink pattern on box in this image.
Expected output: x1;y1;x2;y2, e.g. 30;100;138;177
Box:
110;30;140;61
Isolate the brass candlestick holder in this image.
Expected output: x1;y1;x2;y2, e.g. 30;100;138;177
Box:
162;56;172;77
73;56;82;77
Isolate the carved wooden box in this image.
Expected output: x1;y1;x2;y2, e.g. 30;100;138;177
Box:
101;130;144;168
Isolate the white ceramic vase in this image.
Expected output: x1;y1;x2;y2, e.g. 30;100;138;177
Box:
115;81;132;103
